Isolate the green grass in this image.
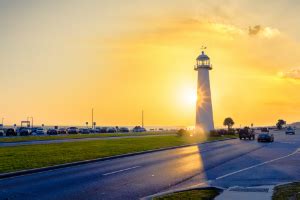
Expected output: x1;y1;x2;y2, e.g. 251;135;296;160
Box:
272;182;300;200
153;188;222;200
0;135;236;173
0;131;175;143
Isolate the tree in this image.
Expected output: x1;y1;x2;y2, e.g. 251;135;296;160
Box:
223;117;235;130
276;119;286;130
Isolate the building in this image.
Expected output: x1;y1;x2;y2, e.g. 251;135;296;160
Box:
194;51;214;133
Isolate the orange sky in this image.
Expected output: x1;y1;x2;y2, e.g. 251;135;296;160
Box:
1;1;300;127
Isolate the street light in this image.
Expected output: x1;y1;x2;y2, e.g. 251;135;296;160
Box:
27;117;33;128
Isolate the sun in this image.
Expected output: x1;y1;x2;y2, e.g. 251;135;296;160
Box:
182;87;197;106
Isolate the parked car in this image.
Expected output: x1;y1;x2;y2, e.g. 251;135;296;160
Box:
119;127;129;133
0;129;4;136
239;127;255;140
106;127;117;133
19;128;31;136
261;128;269;133
285;127;295;135
47;129;58;135
67;127;79;134
5;128;16;136
132;126;146;132
58;128;67;134
79;128;90;134
88;128;96;133
32;127;45;135
257;133;274;142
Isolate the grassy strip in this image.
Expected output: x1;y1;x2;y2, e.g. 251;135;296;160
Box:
0;131;175;143
0;135;236;173
153;188;222;200
272;182;300;200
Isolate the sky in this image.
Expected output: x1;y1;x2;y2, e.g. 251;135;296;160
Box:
1;0;300;127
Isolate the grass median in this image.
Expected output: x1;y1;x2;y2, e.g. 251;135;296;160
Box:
153;188;222;200
0;131;175;143
272;182;300;200
0;134;236;173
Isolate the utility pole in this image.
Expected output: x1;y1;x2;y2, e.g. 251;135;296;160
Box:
27;117;33;128
142;110;144;128
92;108;94;129
1;118;4;126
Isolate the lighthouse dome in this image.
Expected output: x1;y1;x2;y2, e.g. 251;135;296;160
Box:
196;51;210;61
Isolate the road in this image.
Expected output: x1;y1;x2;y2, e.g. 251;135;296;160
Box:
0;130;299;200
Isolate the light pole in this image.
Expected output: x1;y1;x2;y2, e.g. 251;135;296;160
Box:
92;108;94;129
142;110;144;128
27;117;33;128
1;118;4;126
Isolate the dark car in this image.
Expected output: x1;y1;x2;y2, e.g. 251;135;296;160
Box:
132;126;146;132
67;127;79;134
261;128;269;133
88;128;96;133
5;128;17;136
19;128;31;136
285;127;295;135
79;128;90;134
239;127;255;140
257;133;274;142
0;129;4;136
47;129;58;135
58;128;67;134
119;127;129;133
106;127;117;133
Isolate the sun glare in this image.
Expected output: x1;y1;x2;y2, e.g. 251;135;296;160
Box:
182;87;197;106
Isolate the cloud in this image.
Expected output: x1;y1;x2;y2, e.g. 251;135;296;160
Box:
249;25;261;35
279;68;300;80
248;25;280;38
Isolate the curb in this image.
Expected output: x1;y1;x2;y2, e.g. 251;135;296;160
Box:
0;137;236;179
141;186;225;200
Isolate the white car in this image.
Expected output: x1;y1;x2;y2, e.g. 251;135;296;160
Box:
285;127;295;135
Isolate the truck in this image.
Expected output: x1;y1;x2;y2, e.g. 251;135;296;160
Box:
239;127;255;140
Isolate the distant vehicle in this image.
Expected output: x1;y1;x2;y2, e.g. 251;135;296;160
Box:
285;127;295;135
32;127;45;135
0;129;4;136
239;127;255;140
257;133;274;142
88;128;96;133
47;129;58;135
261;128;269;133
5;128;16;136
106;127;117;133
67;127;79;134
132;126;146;132
79;128;90;134
58;128;67;134
19;128;31;136
119;127;129;133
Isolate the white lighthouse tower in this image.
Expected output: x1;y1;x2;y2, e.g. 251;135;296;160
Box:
194;51;214;133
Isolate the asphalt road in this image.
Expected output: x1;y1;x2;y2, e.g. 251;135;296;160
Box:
0;130;299;200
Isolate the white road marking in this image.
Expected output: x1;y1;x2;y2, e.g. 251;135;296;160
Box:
102;166;141;176
216;148;300;180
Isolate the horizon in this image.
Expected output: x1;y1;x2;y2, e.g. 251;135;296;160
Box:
1;0;300;127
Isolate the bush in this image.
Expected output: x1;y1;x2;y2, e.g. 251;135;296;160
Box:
209;130;220;137
177;129;189;137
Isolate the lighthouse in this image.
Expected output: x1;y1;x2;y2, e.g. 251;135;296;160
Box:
194;51;214;133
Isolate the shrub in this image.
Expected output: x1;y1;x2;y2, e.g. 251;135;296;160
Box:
177;129;189;137
209;130;220;137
